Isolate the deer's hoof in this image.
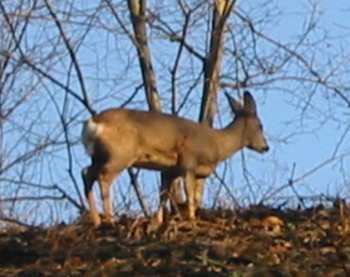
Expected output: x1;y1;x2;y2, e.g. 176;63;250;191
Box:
155;208;164;225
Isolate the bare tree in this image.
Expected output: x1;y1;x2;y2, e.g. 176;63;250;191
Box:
0;0;349;226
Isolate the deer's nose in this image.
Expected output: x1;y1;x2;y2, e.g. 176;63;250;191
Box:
263;145;269;152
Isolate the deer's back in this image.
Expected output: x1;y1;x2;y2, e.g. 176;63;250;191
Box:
92;109;221;171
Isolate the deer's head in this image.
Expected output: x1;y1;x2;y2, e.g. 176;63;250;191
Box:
226;91;269;153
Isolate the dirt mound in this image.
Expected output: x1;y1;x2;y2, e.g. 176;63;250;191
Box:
1;204;350;276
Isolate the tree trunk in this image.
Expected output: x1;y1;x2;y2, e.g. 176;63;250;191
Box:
199;0;235;126
128;0;161;111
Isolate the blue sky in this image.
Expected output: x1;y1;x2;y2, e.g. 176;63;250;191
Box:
196;0;350;206
2;0;350;225
248;0;350;201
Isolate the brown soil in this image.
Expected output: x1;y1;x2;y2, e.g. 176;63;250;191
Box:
1;204;350;276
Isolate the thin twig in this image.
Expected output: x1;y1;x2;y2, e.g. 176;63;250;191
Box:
43;0;95;115
128;168;150;218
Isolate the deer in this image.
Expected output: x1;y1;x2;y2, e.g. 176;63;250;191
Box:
81;91;269;226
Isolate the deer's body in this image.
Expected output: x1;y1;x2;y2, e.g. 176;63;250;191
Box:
81;92;268;226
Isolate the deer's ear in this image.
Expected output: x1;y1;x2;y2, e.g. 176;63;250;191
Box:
225;92;242;115
243;91;257;114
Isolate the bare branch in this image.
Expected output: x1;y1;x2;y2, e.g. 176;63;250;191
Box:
43;0;95;115
128;168;150;217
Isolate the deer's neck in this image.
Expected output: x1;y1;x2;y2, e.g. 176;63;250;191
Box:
216;119;246;161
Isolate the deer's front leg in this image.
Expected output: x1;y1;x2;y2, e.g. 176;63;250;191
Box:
184;171;196;220
194;178;205;210
156;171;171;224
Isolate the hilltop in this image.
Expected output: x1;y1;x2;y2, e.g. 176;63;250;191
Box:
1;204;350;276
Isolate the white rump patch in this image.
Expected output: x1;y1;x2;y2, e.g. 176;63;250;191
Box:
81;119;104;156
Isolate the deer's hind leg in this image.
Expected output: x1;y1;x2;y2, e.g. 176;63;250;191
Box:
98;153;137;225
82;164;101;226
97;166;119;224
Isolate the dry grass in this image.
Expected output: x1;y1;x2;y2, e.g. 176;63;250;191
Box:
1;203;350;276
